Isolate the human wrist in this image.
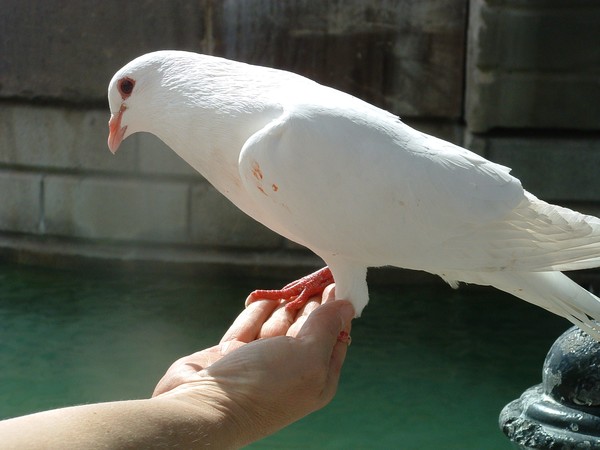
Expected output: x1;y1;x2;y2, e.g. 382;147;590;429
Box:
153;381;260;449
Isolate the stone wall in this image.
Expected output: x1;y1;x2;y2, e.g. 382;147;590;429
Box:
0;0;599;278
466;0;600;132
465;0;600;220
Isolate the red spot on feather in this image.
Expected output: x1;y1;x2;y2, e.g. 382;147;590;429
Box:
251;162;263;180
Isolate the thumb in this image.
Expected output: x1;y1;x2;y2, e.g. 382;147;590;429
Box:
296;300;354;347
296;300;354;404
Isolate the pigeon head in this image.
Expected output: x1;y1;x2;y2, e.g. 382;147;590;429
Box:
107;75;135;153
108;50;296;157
107;51;184;154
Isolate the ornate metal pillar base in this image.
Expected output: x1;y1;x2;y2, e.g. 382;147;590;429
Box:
500;326;600;449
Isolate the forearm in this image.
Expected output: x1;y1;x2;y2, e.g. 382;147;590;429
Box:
0;298;352;449
0;396;240;450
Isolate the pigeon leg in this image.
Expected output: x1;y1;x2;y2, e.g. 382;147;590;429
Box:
247;267;333;311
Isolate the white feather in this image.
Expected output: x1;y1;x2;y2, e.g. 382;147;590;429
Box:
108;50;600;337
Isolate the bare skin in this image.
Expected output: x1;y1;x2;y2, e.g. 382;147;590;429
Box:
0;285;354;449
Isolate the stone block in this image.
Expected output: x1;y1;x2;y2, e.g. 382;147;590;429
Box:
476;5;600;72
190;183;282;249
0;103;136;172
470;134;600;202
0;0;207;103
466;0;600;131
215;0;468;118
2;0;467;117
0;172;42;233
137;133;200;177
467;73;600;132
483;0;599;9
44;176;189;242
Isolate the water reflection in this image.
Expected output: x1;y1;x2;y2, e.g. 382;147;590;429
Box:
0;264;568;449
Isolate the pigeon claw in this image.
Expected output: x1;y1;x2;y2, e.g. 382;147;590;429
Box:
246;267;333;311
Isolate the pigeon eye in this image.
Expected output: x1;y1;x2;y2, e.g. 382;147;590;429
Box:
118;77;135;98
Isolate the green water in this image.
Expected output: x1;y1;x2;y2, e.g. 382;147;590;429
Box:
0;263;570;449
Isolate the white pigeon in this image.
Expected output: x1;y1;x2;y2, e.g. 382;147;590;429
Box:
108;50;600;338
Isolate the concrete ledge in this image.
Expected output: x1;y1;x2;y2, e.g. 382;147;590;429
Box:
0;232;322;282
1;233;597;290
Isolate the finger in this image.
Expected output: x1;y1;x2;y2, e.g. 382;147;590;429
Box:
220;299;281;344
286;283;335;337
327;319;352;380
321;284;336;304
319;318;352;404
257;300;296;338
295;300;354;405
296;300;355;360
287;295;322;337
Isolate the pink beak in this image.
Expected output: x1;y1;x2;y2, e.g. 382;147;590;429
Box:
108;105;127;154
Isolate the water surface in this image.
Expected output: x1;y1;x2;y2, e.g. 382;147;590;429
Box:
0;263;569;448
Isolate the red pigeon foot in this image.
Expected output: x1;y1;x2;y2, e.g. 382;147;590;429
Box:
246;267;333;311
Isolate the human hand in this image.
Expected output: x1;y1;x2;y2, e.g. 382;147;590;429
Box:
152;284;354;448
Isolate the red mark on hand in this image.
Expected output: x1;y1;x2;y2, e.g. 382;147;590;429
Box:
272;184;279;192
337;331;351;346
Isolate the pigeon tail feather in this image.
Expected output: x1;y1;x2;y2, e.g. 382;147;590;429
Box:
479;271;600;341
